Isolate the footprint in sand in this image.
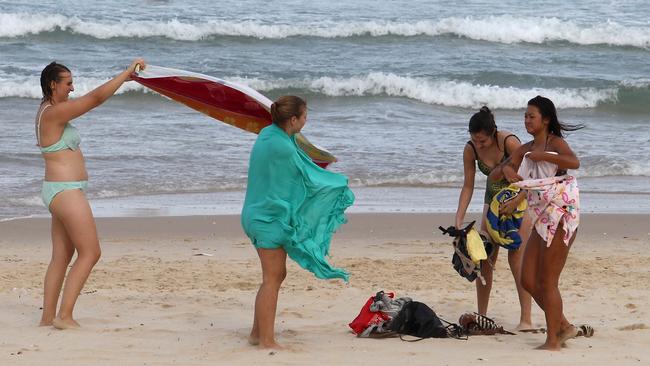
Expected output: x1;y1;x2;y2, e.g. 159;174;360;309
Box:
278;310;304;319
617;323;647;331
111;327;135;332
280;329;299;338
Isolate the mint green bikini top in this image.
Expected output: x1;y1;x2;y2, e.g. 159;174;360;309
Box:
36;104;81;153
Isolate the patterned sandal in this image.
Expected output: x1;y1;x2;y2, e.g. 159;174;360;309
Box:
458;313;515;335
576;324;595;337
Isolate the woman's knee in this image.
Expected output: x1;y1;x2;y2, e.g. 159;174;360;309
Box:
263;267;286;288
276;267;287;284
62;249;75;264
52;245;75;264
521;275;536;294
489;244;500;262
90;247;101;263
78;245;101;264
520;264;537;293
480;261;494;279
507;250;524;274
538;275;559;294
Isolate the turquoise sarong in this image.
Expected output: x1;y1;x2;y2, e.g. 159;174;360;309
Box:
241;124;355;281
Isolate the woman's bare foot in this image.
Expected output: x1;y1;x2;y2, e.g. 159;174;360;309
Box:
557;324;579;345
248;335;260;346
52;317;80;330
39;319;53;327
516;322;534;331
258;340;284;350
535;342;562;351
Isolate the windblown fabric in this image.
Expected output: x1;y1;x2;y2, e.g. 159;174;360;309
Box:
241;124;354;281
131;65;336;168
485;185;527;250
513;154;580;247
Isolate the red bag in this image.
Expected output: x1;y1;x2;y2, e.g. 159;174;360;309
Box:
348;291;394;335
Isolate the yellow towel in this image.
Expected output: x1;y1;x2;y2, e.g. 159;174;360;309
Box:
466;229;488;264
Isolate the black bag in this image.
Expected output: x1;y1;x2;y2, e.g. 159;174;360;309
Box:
389;301;465;340
439;221;493;284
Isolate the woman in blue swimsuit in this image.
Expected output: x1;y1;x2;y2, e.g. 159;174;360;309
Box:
36;58;145;329
455;106;533;330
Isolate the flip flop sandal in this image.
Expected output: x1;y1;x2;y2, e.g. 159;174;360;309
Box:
459;313;515;335
576;324;594;338
518;328;546;334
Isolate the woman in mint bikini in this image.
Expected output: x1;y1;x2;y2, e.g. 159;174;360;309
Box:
455;106;533;330
36;58;144;329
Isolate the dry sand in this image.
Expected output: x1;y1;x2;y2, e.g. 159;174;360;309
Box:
1;213;648;365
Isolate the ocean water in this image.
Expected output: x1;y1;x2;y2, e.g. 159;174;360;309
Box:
1;0;649;219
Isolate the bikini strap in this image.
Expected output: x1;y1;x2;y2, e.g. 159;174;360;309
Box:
35;104;51;147
543;134;550;150
467;141;479;161
502;134;520;157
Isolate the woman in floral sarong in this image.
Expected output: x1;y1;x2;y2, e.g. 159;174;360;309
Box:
490;95;583;350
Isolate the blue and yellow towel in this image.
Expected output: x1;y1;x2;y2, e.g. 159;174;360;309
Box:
485;185;527;250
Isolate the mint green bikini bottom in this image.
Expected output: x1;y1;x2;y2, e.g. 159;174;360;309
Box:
42;181;88;210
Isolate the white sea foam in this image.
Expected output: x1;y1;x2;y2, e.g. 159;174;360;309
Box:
306;73;618;109
434;16;650;48
0;215;38;222
1;73;619;109
203;75;620;109
620;78;650;88
1;12;649;48
90;182;247;200
0;76;147;99
349;172;466;187
578;162;650;179
5;196;43;207
347;162;650;188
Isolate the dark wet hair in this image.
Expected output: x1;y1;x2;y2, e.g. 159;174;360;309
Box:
527;95;584;137
40;61;71;102
468;106;497;136
270;95;306;127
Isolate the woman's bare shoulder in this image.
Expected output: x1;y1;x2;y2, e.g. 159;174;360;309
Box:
547;134;569;151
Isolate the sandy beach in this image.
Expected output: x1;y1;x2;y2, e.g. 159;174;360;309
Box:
1;212;648;365
2;1;649;365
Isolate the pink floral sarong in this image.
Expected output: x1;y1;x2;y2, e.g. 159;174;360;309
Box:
513;154;580;246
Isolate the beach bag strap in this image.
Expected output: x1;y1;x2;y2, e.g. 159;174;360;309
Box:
439;317;468;340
